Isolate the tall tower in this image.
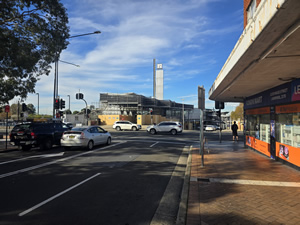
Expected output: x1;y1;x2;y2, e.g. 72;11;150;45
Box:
156;63;164;100
153;59;156;98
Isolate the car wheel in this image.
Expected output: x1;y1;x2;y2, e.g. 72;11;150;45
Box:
150;129;156;135
132;126;137;131
40;138;52;150
106;137;111;145
21;145;31;151
87;140;94;150
171;129;177;135
116;126;121;131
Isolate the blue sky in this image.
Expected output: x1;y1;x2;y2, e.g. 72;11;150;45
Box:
19;0;244;114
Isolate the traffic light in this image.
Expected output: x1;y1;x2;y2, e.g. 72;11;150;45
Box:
215;101;224;109
59;111;64;118
76;93;84;99
54;98;59;109
22;103;27;112
59;99;65;109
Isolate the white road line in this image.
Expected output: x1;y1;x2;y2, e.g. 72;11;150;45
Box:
0;152;65;165
18;173;101;217
0;142;124;179
150;142;159;148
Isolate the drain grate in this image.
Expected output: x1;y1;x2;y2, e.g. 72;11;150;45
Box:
198;178;210;182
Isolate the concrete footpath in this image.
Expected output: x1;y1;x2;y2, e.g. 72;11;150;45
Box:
186;141;300;225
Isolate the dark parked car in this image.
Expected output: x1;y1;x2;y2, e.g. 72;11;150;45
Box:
10;122;71;150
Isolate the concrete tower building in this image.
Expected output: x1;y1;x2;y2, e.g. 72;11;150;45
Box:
156;63;164;100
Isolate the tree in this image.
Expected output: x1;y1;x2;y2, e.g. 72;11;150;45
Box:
64;109;72;114
0;0;70;105
27;103;36;114
72;110;79;115
231;103;244;121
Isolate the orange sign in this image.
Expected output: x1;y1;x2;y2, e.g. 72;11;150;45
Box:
276;103;300;114
246;135;270;157
246;107;270;115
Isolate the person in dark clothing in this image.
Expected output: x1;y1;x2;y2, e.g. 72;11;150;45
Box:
231;121;238;141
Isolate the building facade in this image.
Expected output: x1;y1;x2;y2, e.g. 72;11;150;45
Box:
209;0;300;168
99;93;193;124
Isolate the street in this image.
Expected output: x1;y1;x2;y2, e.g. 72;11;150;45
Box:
0;129;237;225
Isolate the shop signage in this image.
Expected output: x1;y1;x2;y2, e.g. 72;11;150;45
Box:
291;79;300;101
245;82;291;109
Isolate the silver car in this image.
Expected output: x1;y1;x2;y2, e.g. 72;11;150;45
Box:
146;121;182;135
61;125;111;150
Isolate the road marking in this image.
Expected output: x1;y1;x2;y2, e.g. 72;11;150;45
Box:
150;142;159;148
194;177;300;187
0;142;124;179
19;173;101;216
0;152;65;165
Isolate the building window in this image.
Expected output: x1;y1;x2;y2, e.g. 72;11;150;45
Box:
276;112;300;148
247;0;256;23
246;113;270;143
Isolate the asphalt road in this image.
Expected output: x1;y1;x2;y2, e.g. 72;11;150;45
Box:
0;130;191;225
0;129;241;225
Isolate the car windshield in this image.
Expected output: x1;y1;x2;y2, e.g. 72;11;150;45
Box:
72;127;87;131
12;124;31;131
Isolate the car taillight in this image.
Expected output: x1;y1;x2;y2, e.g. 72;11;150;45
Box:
31;132;37;139
178;125;182;128
80;132;85;139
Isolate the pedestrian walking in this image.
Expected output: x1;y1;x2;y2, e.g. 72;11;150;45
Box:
231;121;238;141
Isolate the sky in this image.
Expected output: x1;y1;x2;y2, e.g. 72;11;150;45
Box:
14;0;244;115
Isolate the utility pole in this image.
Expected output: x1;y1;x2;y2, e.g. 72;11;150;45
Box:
153;58;156;98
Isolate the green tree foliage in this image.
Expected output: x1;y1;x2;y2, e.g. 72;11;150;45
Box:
72;110;79;115
10;103;19;115
64;109;72;114
0;0;70;105
231;103;244;121
26;103;36;114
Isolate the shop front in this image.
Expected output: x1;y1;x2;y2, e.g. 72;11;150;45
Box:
245;79;300;168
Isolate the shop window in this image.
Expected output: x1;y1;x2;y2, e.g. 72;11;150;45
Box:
246;113;270;143
276;113;300;147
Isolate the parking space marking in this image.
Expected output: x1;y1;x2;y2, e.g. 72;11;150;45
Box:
0;142;124;179
150;142;159;148
19;173;101;216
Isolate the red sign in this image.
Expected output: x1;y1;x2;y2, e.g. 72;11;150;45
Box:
5;105;10;113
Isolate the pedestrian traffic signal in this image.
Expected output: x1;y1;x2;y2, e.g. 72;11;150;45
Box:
60;99;65;109
54;99;59;109
22;103;27;112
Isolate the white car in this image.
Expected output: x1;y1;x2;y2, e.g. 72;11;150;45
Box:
147;121;182;135
205;125;217;131
61;125;111;150
112;121;141;131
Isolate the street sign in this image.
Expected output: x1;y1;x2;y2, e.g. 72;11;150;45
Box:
5;105;10;113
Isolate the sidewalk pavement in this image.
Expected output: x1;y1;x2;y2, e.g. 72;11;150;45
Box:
186;141;300;225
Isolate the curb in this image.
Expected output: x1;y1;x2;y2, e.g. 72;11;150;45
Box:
151;145;190;225
176;146;192;225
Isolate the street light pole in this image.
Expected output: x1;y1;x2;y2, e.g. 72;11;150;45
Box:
53;30;101;118
182;99;184;130
67;95;70;110
36;93;39;115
